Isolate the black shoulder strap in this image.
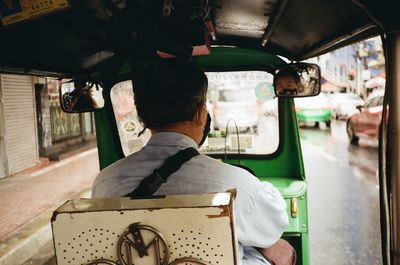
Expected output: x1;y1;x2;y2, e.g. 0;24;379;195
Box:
126;147;200;199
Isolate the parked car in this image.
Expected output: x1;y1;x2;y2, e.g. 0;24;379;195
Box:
330;92;365;120
346;93;384;144
213;88;259;132
294;93;332;127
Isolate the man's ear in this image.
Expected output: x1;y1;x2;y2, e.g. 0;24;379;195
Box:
193;105;202;125
193;103;205;125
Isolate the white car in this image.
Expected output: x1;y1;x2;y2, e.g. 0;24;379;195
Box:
212;89;259;132
330;92;365;120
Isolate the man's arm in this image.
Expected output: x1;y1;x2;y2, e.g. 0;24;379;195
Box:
234;181;289;248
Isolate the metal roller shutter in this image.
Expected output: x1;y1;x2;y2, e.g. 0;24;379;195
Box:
1;74;39;175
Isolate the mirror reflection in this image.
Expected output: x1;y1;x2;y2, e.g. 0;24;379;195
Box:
273;63;321;97
60;81;105;112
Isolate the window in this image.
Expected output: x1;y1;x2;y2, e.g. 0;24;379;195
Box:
325;60;330;70
378;96;384;106
202;71;279;155
340;65;345;77
111;71;279;157
365;97;380;108
111;81;150;156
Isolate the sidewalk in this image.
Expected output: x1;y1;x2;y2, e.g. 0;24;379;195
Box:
0;148;100;265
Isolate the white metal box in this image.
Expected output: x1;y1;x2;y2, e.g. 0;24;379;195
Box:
51;192;237;265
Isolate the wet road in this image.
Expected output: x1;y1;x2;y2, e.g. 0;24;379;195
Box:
301;120;382;265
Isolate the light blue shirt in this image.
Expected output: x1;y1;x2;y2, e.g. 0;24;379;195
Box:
92;132;288;265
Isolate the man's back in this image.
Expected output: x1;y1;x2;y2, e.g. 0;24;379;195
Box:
92;132;288;265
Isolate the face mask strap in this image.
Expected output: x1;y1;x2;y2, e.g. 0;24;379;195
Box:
198;113;211;147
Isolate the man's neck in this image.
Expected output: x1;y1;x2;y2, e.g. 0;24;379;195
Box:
151;122;200;144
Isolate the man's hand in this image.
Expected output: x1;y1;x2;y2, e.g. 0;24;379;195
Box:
255;239;296;265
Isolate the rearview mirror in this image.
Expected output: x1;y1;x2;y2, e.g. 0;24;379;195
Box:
60;81;105;113
273;63;321;98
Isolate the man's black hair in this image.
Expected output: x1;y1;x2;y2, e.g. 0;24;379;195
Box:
274;67;301;86
133;58;208;129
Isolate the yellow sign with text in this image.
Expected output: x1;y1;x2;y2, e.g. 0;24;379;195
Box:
0;0;69;26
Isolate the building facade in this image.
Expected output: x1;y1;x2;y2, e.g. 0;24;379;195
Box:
0;75;96;178
308;36;385;98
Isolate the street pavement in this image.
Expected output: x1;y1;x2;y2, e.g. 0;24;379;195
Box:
0;148;99;265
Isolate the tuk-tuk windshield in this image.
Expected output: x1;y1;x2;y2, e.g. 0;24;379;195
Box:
202;71;279;154
111;70;279;156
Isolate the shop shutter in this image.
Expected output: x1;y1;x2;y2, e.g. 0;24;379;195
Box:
1;74;38;174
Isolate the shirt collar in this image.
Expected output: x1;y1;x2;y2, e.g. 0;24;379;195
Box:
147;132;198;148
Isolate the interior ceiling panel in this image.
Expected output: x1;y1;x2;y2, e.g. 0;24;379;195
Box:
0;1;110;77
0;0;396;77
213;0;278;38
264;0;378;60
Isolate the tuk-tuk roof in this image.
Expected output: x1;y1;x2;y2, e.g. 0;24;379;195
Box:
0;0;397;78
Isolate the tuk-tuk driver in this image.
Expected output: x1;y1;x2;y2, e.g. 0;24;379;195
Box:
274;67;303;96
92;58;295;265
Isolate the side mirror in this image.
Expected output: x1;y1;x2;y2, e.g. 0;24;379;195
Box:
60;81;105;113
273;63;321;98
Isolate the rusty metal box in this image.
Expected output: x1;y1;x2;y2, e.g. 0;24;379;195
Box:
51;192;237;265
